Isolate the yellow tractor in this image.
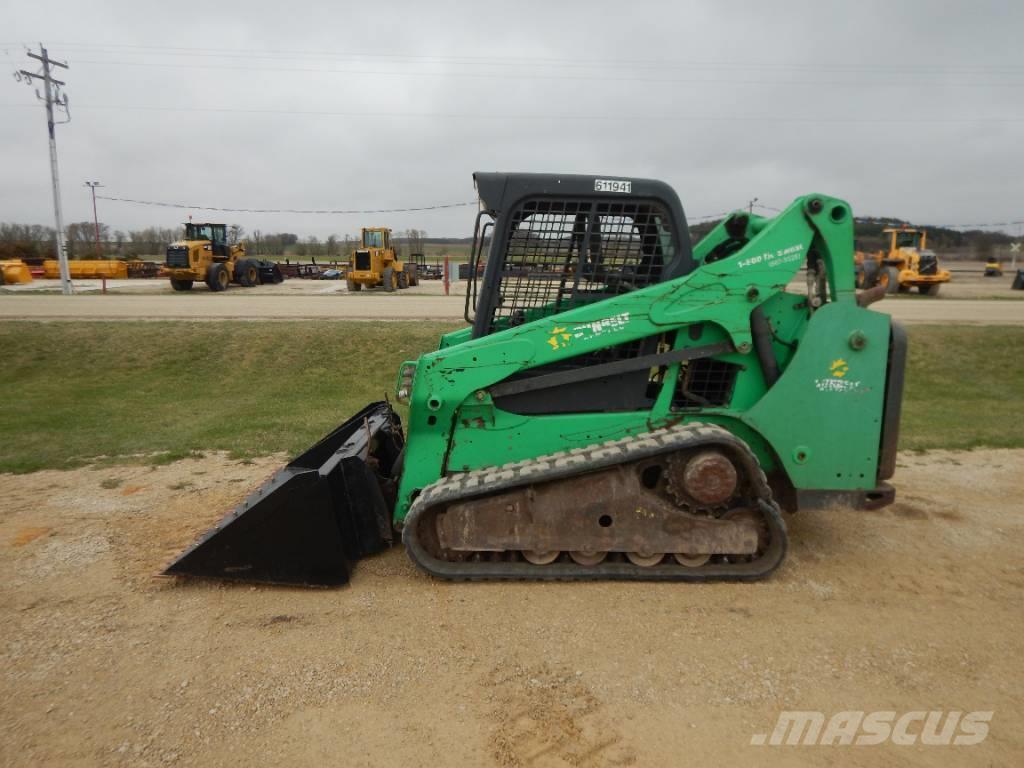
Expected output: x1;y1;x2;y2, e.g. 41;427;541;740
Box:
163;222;281;291
346;227;418;292
984;259;1003;277
855;226;950;296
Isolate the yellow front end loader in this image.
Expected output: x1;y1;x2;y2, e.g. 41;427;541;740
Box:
163;222;282;291
855;227;950;296
346;227;418;292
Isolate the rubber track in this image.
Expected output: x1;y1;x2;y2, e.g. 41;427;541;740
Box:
403;422;788;582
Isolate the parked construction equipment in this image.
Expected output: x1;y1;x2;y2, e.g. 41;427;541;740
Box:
163;222;283;291
42;259;127;279
32;258;160;280
412;252;444;280
0;258;164;284
984;259;1003;277
166;173;906;587
346;227;418;292
278;258;347;279
855;226;950;295
0;260;33;284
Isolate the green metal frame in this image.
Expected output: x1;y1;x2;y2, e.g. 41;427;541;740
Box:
393;194;893;524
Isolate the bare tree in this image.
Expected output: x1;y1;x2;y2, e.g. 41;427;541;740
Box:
66;221;110;258
305;235;321;257
404;228;427;254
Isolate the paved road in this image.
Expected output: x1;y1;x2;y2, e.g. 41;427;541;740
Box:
0;293;1020;325
0;293;468;321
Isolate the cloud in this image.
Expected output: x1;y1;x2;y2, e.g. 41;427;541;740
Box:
2;0;1022;238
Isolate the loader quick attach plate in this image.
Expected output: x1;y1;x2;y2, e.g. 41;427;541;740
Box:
163;402;404;586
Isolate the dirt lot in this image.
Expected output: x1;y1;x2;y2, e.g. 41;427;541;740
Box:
1;450;1021;767
2;264;1020;300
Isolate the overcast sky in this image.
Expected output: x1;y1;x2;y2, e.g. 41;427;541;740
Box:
2;0;1022;239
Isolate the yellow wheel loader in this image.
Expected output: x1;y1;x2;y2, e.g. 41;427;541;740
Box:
163;222;282;292
855;227;950;296
983;259;1003;277
346;227;419;292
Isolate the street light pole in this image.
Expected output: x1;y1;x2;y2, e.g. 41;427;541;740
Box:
85;181;102;257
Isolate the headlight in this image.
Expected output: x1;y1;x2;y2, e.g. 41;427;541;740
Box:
395;361;417;403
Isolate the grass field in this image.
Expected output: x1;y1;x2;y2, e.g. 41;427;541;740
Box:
0;321;457;473
0;322;1020;473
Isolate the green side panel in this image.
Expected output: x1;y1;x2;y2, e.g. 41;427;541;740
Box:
741;301;891;490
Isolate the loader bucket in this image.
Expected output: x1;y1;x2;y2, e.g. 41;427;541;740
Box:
164;402;404;586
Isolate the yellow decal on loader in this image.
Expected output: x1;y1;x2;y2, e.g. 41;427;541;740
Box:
547;327;572;350
830;358;849;378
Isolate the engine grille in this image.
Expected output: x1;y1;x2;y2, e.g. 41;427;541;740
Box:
918;251;938;275
354;251;371;271
165;247;189;268
672;359;739;409
488;198;675;333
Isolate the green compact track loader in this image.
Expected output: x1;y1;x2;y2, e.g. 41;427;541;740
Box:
166;172;906;586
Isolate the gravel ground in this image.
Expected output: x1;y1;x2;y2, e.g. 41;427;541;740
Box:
0;271;1021;324
1;450;1021;767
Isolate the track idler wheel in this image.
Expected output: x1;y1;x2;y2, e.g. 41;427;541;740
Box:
569;551;607;566
522;550;559;565
626;552;664;567
674;553;712;567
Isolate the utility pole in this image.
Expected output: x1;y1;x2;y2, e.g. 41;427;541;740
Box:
748;197;759;214
85;181;103;257
15;44;72;294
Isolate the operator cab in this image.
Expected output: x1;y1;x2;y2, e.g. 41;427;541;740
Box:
185;223;229;257
361;228;389;249
885;227;925;251
467;173;693;339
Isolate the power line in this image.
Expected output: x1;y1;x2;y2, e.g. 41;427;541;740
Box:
95;193;733;223
66;58;1024;88
5;101;1022;125
690;212;732;222
858;217;1024;230
96;195;477;215
19;41;1024;75
13;43;73;295
92;196;767;225
753;203;1024;231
